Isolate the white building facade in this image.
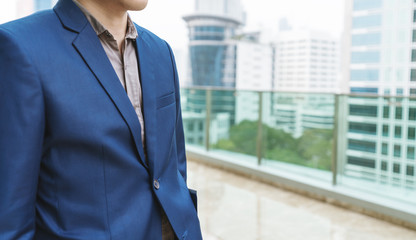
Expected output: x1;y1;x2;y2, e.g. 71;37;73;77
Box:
341;0;416;190
234;40;273;124
235;40;273;91
344;0;415;96
273;30;340;93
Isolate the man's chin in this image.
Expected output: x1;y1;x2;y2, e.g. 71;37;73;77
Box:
131;6;147;11
129;1;148;11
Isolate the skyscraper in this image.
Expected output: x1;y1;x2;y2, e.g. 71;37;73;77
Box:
183;0;245;87
182;0;247;131
345;0;415;96
266;30;339;138
34;0;55;11
273;30;340;93
342;0;415;189
182;0;274;146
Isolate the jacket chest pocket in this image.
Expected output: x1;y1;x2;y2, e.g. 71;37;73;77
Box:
156;92;175;109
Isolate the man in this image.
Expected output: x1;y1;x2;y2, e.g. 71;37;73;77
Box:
0;0;202;239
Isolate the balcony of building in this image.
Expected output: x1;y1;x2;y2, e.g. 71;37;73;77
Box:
187;160;416;240
181;87;416;239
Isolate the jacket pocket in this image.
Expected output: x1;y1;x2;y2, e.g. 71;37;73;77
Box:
156;92;175;109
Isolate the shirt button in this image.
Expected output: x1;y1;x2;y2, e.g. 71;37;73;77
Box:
153;179;160;190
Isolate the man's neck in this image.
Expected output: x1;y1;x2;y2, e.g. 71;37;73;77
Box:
77;0;128;51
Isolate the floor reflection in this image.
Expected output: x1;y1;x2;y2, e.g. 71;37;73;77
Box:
187;161;416;240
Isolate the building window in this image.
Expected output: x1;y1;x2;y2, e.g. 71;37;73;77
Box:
352;15;382;29
347;156;375;168
383;106;389;118
395;126;402;138
410;89;416;96
407;165;415;176
395;107;403;119
381;161;388;171
351;32;381;46
353;0;382;11
351;51;380;64
349;105;377;117
381;143;388;155
394;145;401;157
189;45;228;86
414;10;416;22
408;146;415;160
194;26;225;33
350;69;379;81
413;30;416;42
411;69;416;81
350;87;378;94
348;139;376;153
409;108;416;120
409;127;416;140
382;125;389;136
396;88;403;96
349;122;377;135
412;50;416;62
393;163;401;173
192;35;225;41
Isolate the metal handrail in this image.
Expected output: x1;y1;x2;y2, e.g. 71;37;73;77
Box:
180;85;416;99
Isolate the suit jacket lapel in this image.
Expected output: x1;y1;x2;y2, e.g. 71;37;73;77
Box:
135;32;157;172
54;0;148;169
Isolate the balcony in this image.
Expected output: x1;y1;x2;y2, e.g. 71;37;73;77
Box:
187;160;416;239
181;87;416;237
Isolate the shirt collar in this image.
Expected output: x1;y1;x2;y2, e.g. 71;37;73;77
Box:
72;0;138;40
125;16;138;40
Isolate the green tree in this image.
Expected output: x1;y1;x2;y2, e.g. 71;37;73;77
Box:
297;129;333;170
214;120;333;171
228;120;258;155
214;120;258;156
263;127;298;152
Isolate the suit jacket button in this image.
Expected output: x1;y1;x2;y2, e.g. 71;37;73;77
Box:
153;179;160;190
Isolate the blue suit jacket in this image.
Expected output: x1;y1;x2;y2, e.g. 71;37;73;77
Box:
0;0;202;239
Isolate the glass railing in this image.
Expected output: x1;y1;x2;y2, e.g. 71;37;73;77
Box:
181;87;416;209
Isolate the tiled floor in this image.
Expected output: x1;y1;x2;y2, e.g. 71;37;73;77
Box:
187;160;416;240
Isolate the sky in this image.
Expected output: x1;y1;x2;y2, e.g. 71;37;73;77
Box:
0;1;17;24
131;0;345;50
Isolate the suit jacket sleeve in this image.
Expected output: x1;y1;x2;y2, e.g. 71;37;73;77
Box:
165;42;187;182
0;27;45;239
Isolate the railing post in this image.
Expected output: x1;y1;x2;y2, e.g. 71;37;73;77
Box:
332;94;339;185
257;91;263;165
205;89;212;151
